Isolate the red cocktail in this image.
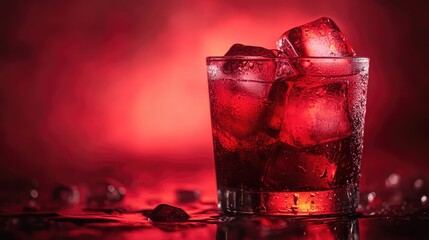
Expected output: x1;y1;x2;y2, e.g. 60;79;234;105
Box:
207;56;368;215
207;17;369;215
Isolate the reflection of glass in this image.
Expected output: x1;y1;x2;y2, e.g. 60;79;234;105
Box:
216;217;359;240
207;56;369;215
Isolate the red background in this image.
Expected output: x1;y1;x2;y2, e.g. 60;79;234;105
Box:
0;0;427;205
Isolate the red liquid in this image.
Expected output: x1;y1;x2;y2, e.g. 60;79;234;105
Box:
208;58;368;215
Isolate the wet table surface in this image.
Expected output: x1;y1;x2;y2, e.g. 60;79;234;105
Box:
2;166;429;239
1;204;429;240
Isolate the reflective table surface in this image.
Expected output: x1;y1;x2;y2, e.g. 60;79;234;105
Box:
1;164;429;239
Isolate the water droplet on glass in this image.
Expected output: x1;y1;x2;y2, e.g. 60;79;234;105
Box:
293;194;299;205
291;205;299;211
207;65;218;78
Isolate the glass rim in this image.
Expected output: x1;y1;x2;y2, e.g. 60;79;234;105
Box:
206;56;369;62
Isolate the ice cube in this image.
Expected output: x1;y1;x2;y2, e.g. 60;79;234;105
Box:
277;17;356;57
279;80;351;148
263;144;337;188
225;43;277;58
209;79;270;139
293;58;354;77
148;204;190;222
214;127;276;151
265;80;290;133
86;178;126;208
209;44;287;150
176;189;200;203
52;184;80;206
223;44;276;82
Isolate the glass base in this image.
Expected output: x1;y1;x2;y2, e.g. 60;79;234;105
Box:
218;186;359;216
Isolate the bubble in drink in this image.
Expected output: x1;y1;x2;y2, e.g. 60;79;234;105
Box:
276;17;356;57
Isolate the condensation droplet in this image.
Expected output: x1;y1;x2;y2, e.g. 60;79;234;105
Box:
291;205;299;211
293;194;299;205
